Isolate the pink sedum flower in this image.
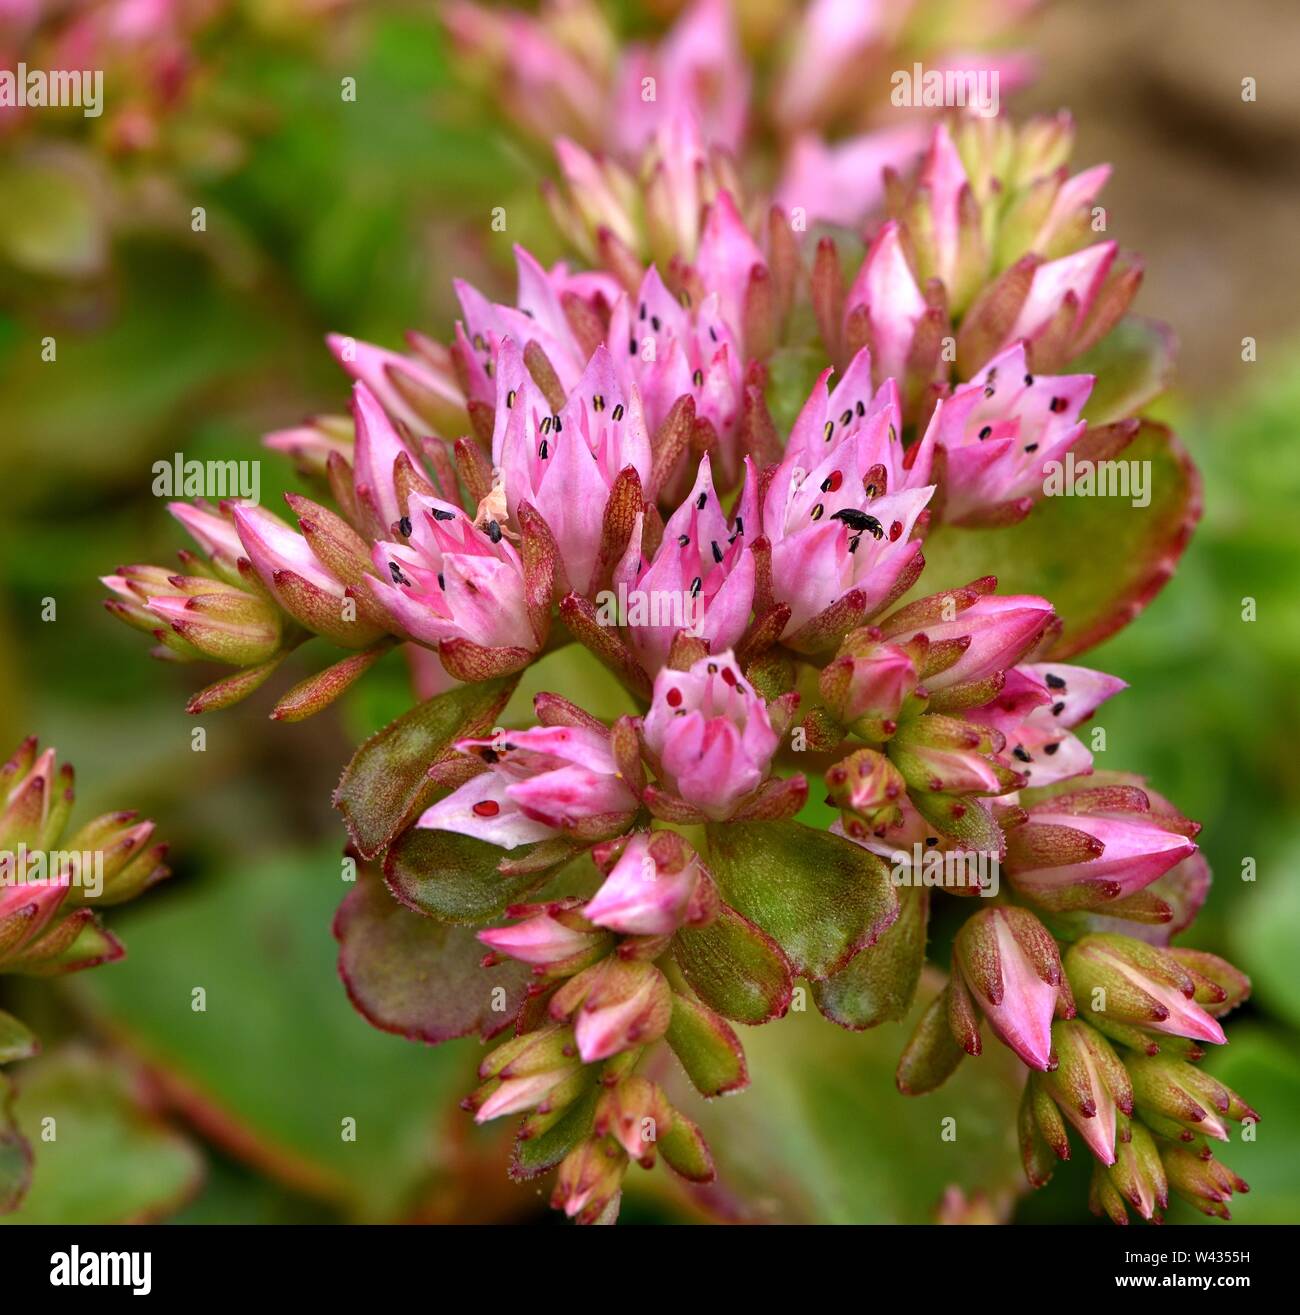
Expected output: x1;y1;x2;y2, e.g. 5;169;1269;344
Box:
477;909;607;969
689;191;769;361
844;221;930;391
457;246;622;403
966;661;1126;788
1009;784;1199;908
366;495;535;654
609;266;744;484
1066;935;1228;1049
885;591;1055;692
493;339;651;596
608;0;748;159
641;650;779;820
1006;242;1118;350
417;724;639;849
761;383;934;641
551;957;673;1064
584;831;715;937
327;333;466;438
232;502;347;609
930;343;1094;526
613;455;755;675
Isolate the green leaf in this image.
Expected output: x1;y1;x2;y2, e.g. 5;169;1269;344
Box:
73;848;495;1220
1076;316;1176;425
0;1009;39;1064
1190;1027;1300;1224
813;887;929;1030
0;155;106;278
0;1072;32;1214
915;422;1200;658
1233;834;1300;1033
1;1048;202;1224
655;970;1027;1223
705;820;899;980
664;992;749;1098
336;871;531;1043
509;1082;599;1182
384;828;550;924
334;676;517;859
672;904;793;1025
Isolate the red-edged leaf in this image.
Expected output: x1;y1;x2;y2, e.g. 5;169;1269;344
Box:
704;820;898;980
672;903;793;1025
384;829;562;925
665;992;749;1097
334;676;517;859
334;873;530;1043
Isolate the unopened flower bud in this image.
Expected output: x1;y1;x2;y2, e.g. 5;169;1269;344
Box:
477;901;612;977
954;906;1071;1071
1066;933;1229;1050
551;1136;627;1225
1162;1144;1249;1220
825;748;907;831
549;956;673;1063
1125;1054;1258;1144
594;1074;671;1167
584;831;716;937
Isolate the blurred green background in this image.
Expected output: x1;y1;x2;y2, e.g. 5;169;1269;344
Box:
1;0;1298;1224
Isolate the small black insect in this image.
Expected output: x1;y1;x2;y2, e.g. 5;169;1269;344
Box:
830;508;884;539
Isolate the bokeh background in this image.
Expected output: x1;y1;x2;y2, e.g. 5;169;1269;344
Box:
1;0;1298;1224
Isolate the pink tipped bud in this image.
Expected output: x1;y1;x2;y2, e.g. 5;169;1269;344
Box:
584;831;715;937
642;650;779;820
1066;934;1227;1047
955;907;1061;1071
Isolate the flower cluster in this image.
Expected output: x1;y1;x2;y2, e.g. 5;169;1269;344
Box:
1;736;170;1212
98;0;1242;1225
